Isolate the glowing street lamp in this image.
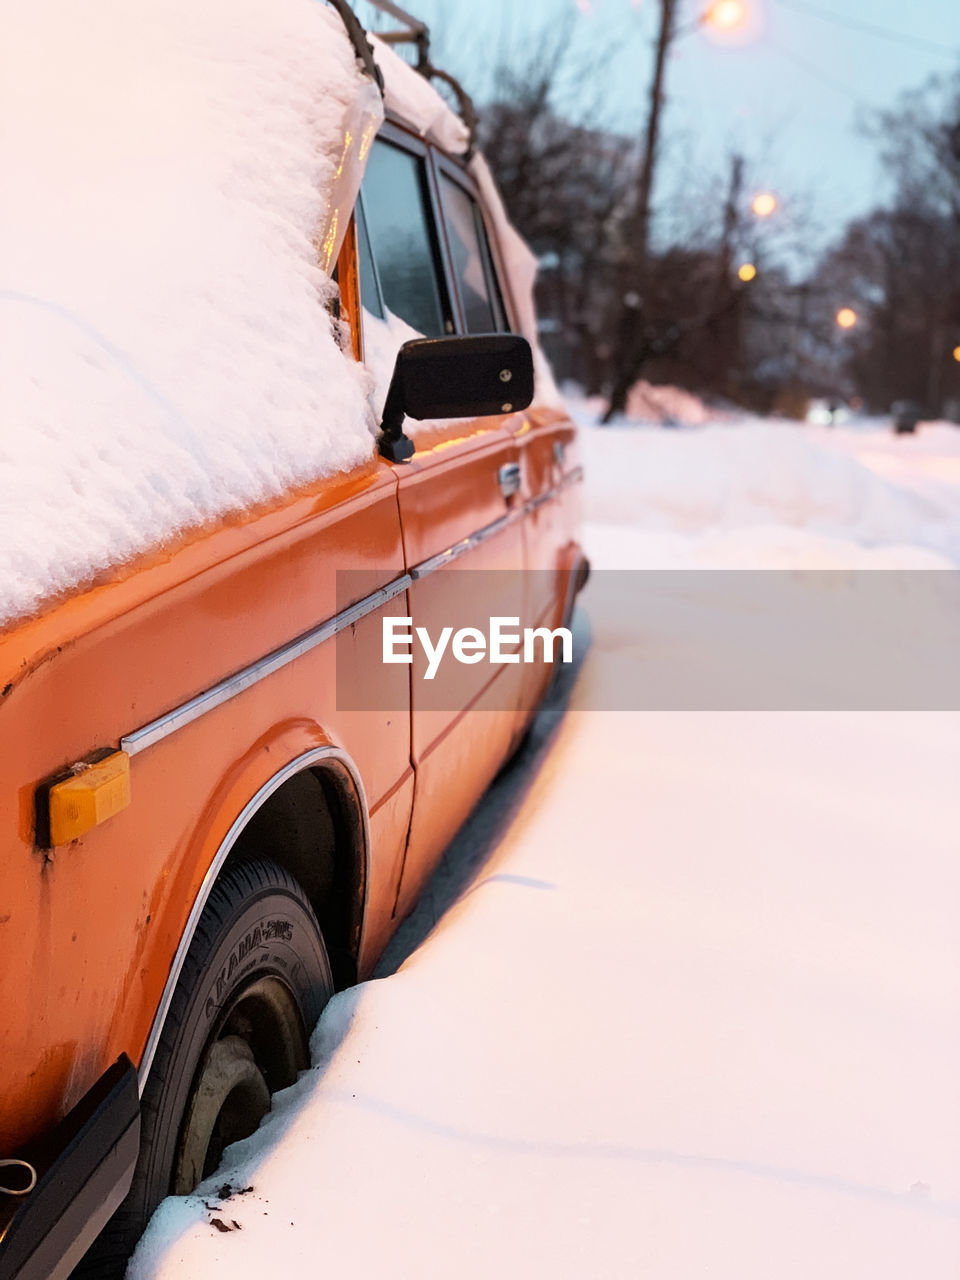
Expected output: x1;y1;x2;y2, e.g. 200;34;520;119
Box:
836;307;858;329
751;191;778;218
737;262;757;282
704;0;747;28
674;0;748;38
953;345;960;363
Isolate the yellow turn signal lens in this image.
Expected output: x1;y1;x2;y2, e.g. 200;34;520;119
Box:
48;751;131;846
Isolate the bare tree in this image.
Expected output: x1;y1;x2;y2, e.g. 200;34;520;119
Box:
810;69;960;414
474;28;636;392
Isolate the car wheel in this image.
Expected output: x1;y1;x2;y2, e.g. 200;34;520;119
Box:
74;857;334;1278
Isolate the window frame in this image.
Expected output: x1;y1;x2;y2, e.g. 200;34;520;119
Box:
354;192;385;323
353;116;517;345
433;153;512;336
360;121;458;338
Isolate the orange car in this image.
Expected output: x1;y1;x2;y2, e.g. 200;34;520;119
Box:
0;11;585;1280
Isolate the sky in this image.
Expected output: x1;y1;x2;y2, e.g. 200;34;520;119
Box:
355;0;960;266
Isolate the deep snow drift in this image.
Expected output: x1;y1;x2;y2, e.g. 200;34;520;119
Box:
574;410;960;570
0;0;557;632
129;415;960;1279
0;0;384;630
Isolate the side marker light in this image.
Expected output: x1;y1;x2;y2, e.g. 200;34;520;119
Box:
48;751;131;845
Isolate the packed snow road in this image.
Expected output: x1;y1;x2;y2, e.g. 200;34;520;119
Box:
130;416;960;1279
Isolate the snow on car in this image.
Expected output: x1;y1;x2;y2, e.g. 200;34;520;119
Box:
0;3;583;1277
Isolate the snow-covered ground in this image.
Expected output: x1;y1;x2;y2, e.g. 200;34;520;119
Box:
130;412;960;1279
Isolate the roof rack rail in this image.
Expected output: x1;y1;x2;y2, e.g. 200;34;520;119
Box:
326;0;384;93
346;0;479;156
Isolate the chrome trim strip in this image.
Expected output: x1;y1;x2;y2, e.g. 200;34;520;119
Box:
410;511;517;581
120;574;411;757
137;746;369;1093
525;466;584;515
120;465;584;757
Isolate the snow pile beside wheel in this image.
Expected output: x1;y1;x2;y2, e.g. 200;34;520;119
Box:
0;0;382;630
77;859;334;1277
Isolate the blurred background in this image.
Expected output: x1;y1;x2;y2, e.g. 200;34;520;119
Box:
354;0;960;426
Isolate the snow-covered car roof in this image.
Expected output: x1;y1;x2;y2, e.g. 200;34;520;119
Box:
371;34;471;155
1;0;552;632
1;1;384;628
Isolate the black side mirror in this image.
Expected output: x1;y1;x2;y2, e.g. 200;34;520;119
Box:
378;333;535;462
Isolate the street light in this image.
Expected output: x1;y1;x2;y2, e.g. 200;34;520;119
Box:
738;262;757;282
704;0;747;27
953;345;960;363
604;0;751;420
836;307;858;329
751;191;778;218
674;0;749;38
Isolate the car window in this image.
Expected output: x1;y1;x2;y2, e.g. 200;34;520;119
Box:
355;197;383;320
360;139;448;338
440;175;506;334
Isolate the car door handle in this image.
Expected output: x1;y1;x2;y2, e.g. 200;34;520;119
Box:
498;462;521;499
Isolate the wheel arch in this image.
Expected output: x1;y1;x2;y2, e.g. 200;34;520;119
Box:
137;744;369;1095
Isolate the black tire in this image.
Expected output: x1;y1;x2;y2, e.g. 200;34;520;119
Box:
75;858;334;1278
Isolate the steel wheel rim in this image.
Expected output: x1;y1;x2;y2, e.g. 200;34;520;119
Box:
172;974;308;1194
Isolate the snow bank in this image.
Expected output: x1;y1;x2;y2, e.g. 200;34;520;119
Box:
807;423;960;513
129;712;960;1280
569;381;714;426
571;413;960;568
127;394;960;1280
0;0;383;629
625;379;712;425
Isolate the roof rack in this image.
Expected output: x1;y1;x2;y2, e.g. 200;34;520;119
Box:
330;0;478;156
326;0;384;92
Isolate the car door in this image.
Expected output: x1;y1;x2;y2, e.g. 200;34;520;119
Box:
356;125;527;916
448;158;585;717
